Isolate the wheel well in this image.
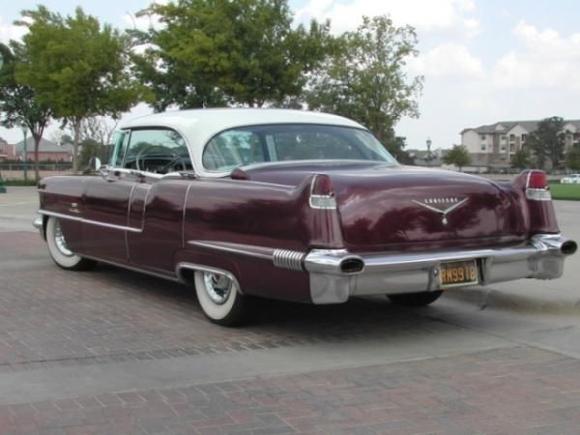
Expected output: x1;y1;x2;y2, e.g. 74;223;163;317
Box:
177;267;196;287
175;263;243;294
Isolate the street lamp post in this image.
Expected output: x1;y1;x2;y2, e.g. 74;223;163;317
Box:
21;124;28;182
426;137;432;166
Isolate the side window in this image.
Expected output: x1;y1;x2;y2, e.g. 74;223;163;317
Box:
203;130;266;171
110;130;130;167
123;129;192;174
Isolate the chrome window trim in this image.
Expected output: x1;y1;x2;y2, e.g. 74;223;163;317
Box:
38;210;142;233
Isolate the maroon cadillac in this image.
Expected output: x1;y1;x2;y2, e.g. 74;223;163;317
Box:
33;109;577;325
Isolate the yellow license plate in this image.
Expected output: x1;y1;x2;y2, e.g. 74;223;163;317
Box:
439;260;479;288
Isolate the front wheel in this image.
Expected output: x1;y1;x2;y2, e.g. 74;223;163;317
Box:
387;290;443;307
194;270;247;326
45;217;96;270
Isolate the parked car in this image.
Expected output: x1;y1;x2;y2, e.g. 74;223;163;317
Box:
561;174;580;184
33;109;577;325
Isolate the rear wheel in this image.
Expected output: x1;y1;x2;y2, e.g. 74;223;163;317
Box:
194;270;247;326
46;217;96;270
387;290;443;307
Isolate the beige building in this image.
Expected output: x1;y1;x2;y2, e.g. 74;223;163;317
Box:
461;120;580;169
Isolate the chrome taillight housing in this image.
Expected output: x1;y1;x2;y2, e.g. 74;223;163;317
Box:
309;174;337;209
525;170;552;201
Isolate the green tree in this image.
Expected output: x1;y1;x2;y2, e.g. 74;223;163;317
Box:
306;15;423;154
443;145;471;171
15;6;140;172
0;43;52;181
511;147;531;169
391;136;413;164
567;145;580;171
79;138;112;169
527;117;566;170
131;0;331;110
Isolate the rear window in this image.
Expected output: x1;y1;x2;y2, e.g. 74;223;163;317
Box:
202;124;397;172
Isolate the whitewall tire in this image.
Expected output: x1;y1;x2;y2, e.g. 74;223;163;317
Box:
194;270;247;326
45;217;96;270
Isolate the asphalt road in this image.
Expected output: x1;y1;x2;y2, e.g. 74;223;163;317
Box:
1;186;580;434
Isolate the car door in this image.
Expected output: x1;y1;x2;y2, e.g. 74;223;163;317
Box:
123;128;194;273
82;130;140;262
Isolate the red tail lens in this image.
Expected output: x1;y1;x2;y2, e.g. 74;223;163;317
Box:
527;171;548;189
525;170;551;201
311;174;333;196
309;174;336;209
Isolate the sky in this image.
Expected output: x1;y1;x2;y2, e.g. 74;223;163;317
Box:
1;0;579;150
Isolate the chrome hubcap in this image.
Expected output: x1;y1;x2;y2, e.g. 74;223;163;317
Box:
202;272;232;305
54;221;74;257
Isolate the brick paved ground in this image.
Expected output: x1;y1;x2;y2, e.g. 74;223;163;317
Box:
2;227;580;434
0;232;441;373
1;346;580;434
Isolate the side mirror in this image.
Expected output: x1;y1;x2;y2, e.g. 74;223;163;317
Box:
90;157;102;171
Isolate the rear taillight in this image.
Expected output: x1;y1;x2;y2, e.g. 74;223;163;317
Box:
309;174;336;209
526;170;552;201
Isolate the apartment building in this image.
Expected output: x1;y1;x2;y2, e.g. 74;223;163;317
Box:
461;120;580;169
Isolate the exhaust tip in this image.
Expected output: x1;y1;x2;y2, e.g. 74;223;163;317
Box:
561;240;577;256
340;257;365;274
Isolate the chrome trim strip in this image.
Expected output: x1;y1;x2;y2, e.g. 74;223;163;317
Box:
182;183;194;249
188;240;274;260
38;209;142;233
187;240;308;271
411;197;468;216
82;255;181;283
272;249;305;271
141;186;152;231
126;183;138;260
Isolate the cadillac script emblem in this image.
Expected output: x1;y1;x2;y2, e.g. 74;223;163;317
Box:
412;197;468;225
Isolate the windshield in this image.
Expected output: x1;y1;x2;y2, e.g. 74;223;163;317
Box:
202;124;397;172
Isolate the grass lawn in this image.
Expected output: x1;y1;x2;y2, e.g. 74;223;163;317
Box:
550;183;580;201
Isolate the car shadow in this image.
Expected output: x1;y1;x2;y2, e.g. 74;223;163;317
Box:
91;263;477;343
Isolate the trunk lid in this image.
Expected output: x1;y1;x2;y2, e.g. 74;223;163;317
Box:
235;162;528;252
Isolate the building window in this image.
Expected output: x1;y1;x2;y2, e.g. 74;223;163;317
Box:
500;145;507;152
509;134;516;141
501;135;507;142
521;134;527;142
481;144;486;151
480;135;486;141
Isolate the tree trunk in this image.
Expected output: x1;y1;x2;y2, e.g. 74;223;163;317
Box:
32;133;42;182
72;119;82;173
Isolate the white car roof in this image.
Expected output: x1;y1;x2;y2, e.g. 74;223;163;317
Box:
120;108;367;177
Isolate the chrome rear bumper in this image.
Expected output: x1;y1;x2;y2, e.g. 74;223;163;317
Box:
303;234;577;304
32;214;43;231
